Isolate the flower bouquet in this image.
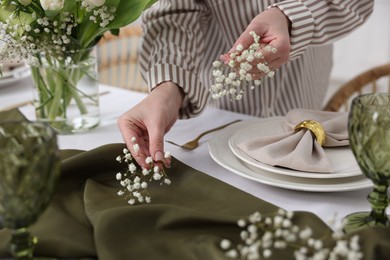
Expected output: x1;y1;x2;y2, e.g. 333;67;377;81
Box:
0;0;156;133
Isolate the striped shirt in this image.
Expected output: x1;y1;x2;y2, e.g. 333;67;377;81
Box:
139;0;374;118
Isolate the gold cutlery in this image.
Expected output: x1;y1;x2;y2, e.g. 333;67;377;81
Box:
0;90;110;112
166;119;242;150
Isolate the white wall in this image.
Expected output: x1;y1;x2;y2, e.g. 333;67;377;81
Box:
325;0;390;103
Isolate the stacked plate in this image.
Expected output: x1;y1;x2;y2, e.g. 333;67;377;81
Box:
208;117;372;192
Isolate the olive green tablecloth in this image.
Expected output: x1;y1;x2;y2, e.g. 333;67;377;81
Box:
0;109;389;259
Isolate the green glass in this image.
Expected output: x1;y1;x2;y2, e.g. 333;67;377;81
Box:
345;93;390;232
0;121;60;259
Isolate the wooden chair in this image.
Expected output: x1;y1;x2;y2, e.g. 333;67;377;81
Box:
97;25;149;93
324;63;390;112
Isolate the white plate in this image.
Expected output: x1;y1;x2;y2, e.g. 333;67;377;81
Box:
228;117;362;179
0;64;30;88
208;118;372;192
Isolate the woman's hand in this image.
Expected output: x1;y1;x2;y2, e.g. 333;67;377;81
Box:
221;7;291;73
117;82;184;168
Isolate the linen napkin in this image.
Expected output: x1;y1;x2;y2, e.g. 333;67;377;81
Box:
236;109;349;173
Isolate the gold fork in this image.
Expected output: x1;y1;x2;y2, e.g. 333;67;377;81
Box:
166;119;242;150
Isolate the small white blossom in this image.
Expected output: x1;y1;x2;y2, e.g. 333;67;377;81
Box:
145;156;153;164
220;239;231;250
142;168;150;176
236;44;244;51
164;151;171;159
125;153;132;160
128;163;137;173
153;172;162;180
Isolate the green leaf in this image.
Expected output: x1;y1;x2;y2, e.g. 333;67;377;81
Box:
0;6;34;26
107;0;157;29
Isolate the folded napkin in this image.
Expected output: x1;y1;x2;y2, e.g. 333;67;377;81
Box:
237;109;349;173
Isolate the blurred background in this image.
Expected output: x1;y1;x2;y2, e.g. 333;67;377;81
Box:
325;0;390;104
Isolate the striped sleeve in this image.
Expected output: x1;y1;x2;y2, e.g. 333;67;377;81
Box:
272;0;374;59
139;0;210;118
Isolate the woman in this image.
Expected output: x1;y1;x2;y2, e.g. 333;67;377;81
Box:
118;0;374;167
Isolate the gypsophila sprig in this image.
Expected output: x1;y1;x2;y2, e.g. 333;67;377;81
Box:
210;31;277;101
221;209;363;260
115;137;172;205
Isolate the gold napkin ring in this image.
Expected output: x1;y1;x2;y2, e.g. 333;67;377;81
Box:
294;120;326;146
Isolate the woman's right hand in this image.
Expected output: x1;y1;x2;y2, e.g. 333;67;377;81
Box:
117;81;184;168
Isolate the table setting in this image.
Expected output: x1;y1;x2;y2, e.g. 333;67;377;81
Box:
0;104;389;259
2;84;390;259
0;1;389;258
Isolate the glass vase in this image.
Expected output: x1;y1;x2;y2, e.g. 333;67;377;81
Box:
30;48;100;134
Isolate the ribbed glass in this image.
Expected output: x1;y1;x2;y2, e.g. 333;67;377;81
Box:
345;93;390;232
0;121;60;259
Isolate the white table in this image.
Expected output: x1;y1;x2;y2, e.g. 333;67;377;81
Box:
0;79;371;228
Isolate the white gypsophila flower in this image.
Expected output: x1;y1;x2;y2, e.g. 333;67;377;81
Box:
142;168;149;176
115;139;172;205
128;163;137;173
210;31;276;101
40;0;65;11
145;157;153;164
220;239;231;250
18;0;32;6
220;209;362;260
164;151;171;159
153;173;161;181
125;153;132;160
